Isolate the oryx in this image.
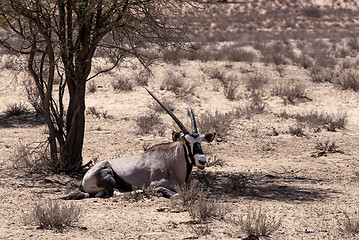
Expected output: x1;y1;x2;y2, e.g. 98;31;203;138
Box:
65;88;215;199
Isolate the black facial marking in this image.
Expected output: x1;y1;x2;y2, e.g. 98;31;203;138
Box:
193;142;204;155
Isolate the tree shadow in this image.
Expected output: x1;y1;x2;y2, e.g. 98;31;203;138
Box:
193;170;338;202
0;112;44;128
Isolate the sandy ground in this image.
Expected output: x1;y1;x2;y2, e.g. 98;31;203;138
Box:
1;1;359;240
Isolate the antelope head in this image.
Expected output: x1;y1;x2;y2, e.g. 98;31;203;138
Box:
146;88;215;170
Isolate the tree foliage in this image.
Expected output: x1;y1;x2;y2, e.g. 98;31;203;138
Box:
0;0;199;173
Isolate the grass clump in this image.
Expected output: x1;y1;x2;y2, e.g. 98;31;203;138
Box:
86;106;113;119
237;205;282;239
5;103;29;117
272;83;311;105
245;72;268;92
174;181;229;223
311;140;344;157
25;200;82;232
137;114;163;135
112;77;133;91
11;141;54;173
337;70;359;92
197;110;232;140
337;211;359;236
293;110;347;131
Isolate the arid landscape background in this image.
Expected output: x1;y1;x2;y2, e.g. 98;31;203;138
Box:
1;0;359;239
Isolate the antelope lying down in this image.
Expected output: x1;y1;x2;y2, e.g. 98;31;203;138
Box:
65;89;215;199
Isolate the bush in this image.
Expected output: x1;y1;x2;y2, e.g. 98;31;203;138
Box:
246;72;268;92
137;114;163;135
302;6;322;18
237;205;282;239
293;110;347;131
160;72;196;97
271;83;310;104
5;103;29;117
337;70;359;92
28;201;81;231
11;141;54;173
337;211;359;236
112;77;133;91
197;110;232;140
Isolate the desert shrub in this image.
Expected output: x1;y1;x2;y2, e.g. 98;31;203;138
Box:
223;78;239;100
137;114;163;135
347;37;359;51
112;77;133;91
237;205;282;239
86;106;113;119
271;83;310;104
223;173;253;193
236;95;266;118
337;211;359;236
87;81;97;93
162;48;182;65
310;66;338;83
227;48;256;62
206;67;225;81
289;126;305;137
24;79;43;115
11;141;54;173
5;102;29;117
135;71;151;86
25;200;82;231
160;72;196;96
311;140;344;157
302;6;322;18
206;155;226;167
337;70;359;92
197;110;232;140
187;195;228;223
148;98;175;113
245;72;268;92
293;110;347;131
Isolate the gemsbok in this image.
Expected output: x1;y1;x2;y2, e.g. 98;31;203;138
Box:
65;88;215;199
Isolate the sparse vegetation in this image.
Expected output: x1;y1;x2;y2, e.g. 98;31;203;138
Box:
272;83;311;104
291;110;347;131
137;114;163;135
312;140;344;157
25;200;82;231
5;103;29;117
160;71;196;96
112;77;133;91
237;205;282;239
11;141;53;173
245;72;268;92
86;106;113;119
197;110;232;140
337;211;359;236
289;126;305;137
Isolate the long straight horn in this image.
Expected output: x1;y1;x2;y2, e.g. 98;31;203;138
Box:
145;88;190;135
187;105;198;134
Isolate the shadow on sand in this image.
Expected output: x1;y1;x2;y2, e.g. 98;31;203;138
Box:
0;112;44;128
193;170;337;202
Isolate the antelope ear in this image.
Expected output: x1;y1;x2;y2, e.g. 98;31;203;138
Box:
203;133;216;143
172;131;182;142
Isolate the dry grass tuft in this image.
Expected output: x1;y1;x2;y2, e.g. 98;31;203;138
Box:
4;103;29;117
272;83;311;105
197;110;232;140
337;211;359;236
11;141;54;173
24;200;82;232
137;114;163;135
112;77;133;91
237;205;282;239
